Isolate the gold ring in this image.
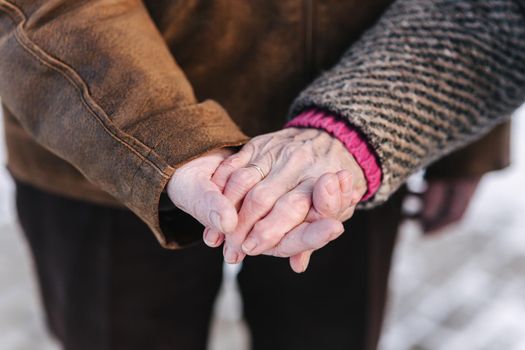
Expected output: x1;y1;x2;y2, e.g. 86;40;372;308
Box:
247;163;266;180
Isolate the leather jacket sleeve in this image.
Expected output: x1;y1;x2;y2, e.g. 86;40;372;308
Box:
0;0;248;248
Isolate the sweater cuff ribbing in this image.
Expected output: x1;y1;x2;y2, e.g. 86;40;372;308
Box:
285;110;382;201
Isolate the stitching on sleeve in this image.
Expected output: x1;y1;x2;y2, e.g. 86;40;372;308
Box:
0;0;172;179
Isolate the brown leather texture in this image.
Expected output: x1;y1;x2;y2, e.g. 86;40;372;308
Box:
0;0;510;248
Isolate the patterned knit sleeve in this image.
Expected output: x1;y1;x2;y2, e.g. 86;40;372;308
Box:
290;0;525;207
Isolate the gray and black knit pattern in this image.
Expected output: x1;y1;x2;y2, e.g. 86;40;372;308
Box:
291;0;525;207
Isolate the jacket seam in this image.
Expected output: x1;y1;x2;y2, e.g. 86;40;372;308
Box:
0;0;171;179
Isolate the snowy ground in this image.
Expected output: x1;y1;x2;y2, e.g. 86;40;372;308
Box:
0;106;524;350
380;106;525;349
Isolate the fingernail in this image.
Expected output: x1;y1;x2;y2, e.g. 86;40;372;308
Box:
209;211;223;232
242;237;258;254
327;179;338;195
204;229;221;246
223;246;238;264
301;254;311;273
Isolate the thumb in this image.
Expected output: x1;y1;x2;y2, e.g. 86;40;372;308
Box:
304;172;342;222
312;172;341;217
166;150;238;233
193;176;239;233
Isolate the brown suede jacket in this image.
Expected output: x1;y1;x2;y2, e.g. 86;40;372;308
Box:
0;0;514;248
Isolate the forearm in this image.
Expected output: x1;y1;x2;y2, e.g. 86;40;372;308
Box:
290;0;525;206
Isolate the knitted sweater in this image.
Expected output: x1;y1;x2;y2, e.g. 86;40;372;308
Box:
290;0;525;207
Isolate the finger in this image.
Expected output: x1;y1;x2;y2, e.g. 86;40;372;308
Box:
303;170;358;223
167;149;237;232
203;227;225;247
312;172;341;217
336;170;357;222
337;169;355;212
339;205;356;222
212;146;253;192
241;178;315;256
304;172;343;222
222;166;266;211
192;176;239;233
223;165;302;263
264;219;344;258
223;243;246;265
289;250;314;273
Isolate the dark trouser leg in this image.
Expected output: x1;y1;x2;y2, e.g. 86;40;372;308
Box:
15;180;223;350
239;192;404;350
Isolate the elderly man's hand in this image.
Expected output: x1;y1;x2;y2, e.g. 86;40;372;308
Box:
166;148;239;236
206;128;367;272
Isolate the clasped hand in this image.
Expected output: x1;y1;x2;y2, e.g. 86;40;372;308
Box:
167;128;366;272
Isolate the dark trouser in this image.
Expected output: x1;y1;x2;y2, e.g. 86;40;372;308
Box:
15;180;403;350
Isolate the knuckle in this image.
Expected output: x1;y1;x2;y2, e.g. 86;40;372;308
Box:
277;194;310;220
287;209;307;223
252;221;270;237
230;168;256;188
253;225;279;244
288;192;311;209
251;221;265;233
247;188;274;210
221;157;240;170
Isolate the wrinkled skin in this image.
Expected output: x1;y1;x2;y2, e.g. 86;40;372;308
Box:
167;128;366;272
167;148;240;234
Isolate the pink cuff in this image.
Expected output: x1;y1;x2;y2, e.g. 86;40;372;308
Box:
285;110;382;201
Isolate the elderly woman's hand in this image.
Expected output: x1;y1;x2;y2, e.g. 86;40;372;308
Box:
206;128;367;271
